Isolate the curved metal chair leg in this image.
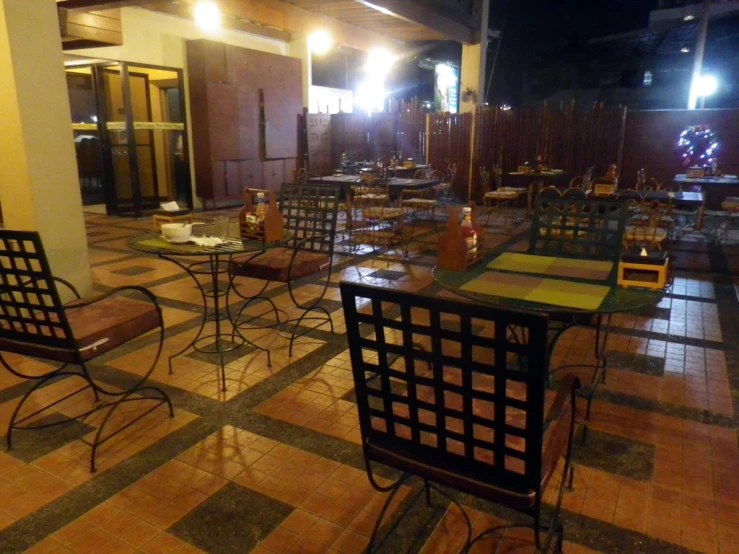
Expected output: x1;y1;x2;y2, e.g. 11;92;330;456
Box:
87;386;173;472
6;370;96;451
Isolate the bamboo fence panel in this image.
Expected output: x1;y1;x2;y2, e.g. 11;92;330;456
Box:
472;102;626;200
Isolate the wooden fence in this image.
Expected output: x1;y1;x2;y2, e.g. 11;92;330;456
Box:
472;102;626;199
427;113;473;199
309;101;625;201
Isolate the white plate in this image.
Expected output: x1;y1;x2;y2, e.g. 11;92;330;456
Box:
162;236;191;244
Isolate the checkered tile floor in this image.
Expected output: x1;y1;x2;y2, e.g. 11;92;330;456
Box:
0;208;737;554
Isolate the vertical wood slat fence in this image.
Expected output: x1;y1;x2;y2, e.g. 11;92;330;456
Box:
472;102;626;200
396;111;426;165
427;113;473;199
312;101;625;201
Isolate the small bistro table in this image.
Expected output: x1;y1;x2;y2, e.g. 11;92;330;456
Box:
674;174;739;210
129;230;272;391
503;171;571;216
433;250;664;436
307;175;440;229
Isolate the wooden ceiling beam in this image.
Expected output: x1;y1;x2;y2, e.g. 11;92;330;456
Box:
176;0;404;51
144;2;293;42
354;0;477;44
56;0;161;11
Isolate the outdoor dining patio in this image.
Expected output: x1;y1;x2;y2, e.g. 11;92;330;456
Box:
0;192;737;554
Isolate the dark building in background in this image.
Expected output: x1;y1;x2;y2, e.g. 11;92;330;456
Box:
522;1;739;109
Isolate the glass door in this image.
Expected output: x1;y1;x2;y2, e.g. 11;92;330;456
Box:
65;61;191;216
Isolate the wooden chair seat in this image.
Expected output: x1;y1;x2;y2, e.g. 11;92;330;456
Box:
230;247;330;282
364;207;404;220
485;190;519;200
0;296;159;363
625;226;668;242
499;186;527;195
402;198;437;206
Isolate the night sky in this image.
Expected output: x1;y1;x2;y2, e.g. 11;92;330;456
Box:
486;0;658;104
386;0;661;106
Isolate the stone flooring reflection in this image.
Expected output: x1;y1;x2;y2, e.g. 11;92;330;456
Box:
0;208;737;554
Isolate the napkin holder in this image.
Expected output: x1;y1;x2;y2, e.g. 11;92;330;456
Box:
617;249;668;290
153;201;193;230
437;204;484;271
240;189;284;243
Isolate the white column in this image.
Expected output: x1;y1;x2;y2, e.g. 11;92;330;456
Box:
0;0;92;296
459;0;490;114
289;35;311;108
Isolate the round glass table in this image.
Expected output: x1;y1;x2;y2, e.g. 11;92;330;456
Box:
129;230;270;391
433;250;665;439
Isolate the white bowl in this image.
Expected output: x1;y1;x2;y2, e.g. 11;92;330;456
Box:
161;223;192;243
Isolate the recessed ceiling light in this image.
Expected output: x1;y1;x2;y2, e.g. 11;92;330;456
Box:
683;14;695;21
194;1;221;32
681;47;691;53
309;30;332;55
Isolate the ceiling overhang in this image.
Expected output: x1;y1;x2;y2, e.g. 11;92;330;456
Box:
56;0;480;52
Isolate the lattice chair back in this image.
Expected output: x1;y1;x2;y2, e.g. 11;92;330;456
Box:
562;187;587;199
479;166;491;195
529;197;629;263
0;231;77;360
341;281;552;506
279;183;340;258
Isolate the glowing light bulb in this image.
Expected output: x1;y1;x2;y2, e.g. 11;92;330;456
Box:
309;30;332;55
194;1;221;33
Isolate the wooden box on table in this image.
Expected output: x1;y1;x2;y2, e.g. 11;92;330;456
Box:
617;250;669;290
239;188;284;243
437;205;485;271
152;210;193;230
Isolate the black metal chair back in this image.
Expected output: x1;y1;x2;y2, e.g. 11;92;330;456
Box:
341;281;549;499
279;183;340;258
529;197;629;263
0;230;76;359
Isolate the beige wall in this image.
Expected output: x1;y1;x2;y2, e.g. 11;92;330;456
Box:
73;7;301;209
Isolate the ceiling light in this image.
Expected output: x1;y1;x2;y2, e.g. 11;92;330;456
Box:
681;47;690;53
683;14;695;21
365;48;396;76
309;30;332;55
194;1;221;32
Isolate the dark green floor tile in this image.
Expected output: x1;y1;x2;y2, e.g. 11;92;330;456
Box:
572;429;655;481
5;413;96;463
168;482;293;554
607;351;665;377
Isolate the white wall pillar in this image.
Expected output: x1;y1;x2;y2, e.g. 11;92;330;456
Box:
0;0;92;296
289;36;311;108
460;0;490;114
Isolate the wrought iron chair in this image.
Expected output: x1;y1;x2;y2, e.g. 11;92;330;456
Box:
340;281;580;553
562;187;587;200
229;183;340;356
480;166;520;230
350;180;407;255
625;195;673;251
0;230;173;471
529;197;629;440
401;170;448;232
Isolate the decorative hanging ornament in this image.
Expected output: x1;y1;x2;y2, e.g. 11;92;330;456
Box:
677;125;719;168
